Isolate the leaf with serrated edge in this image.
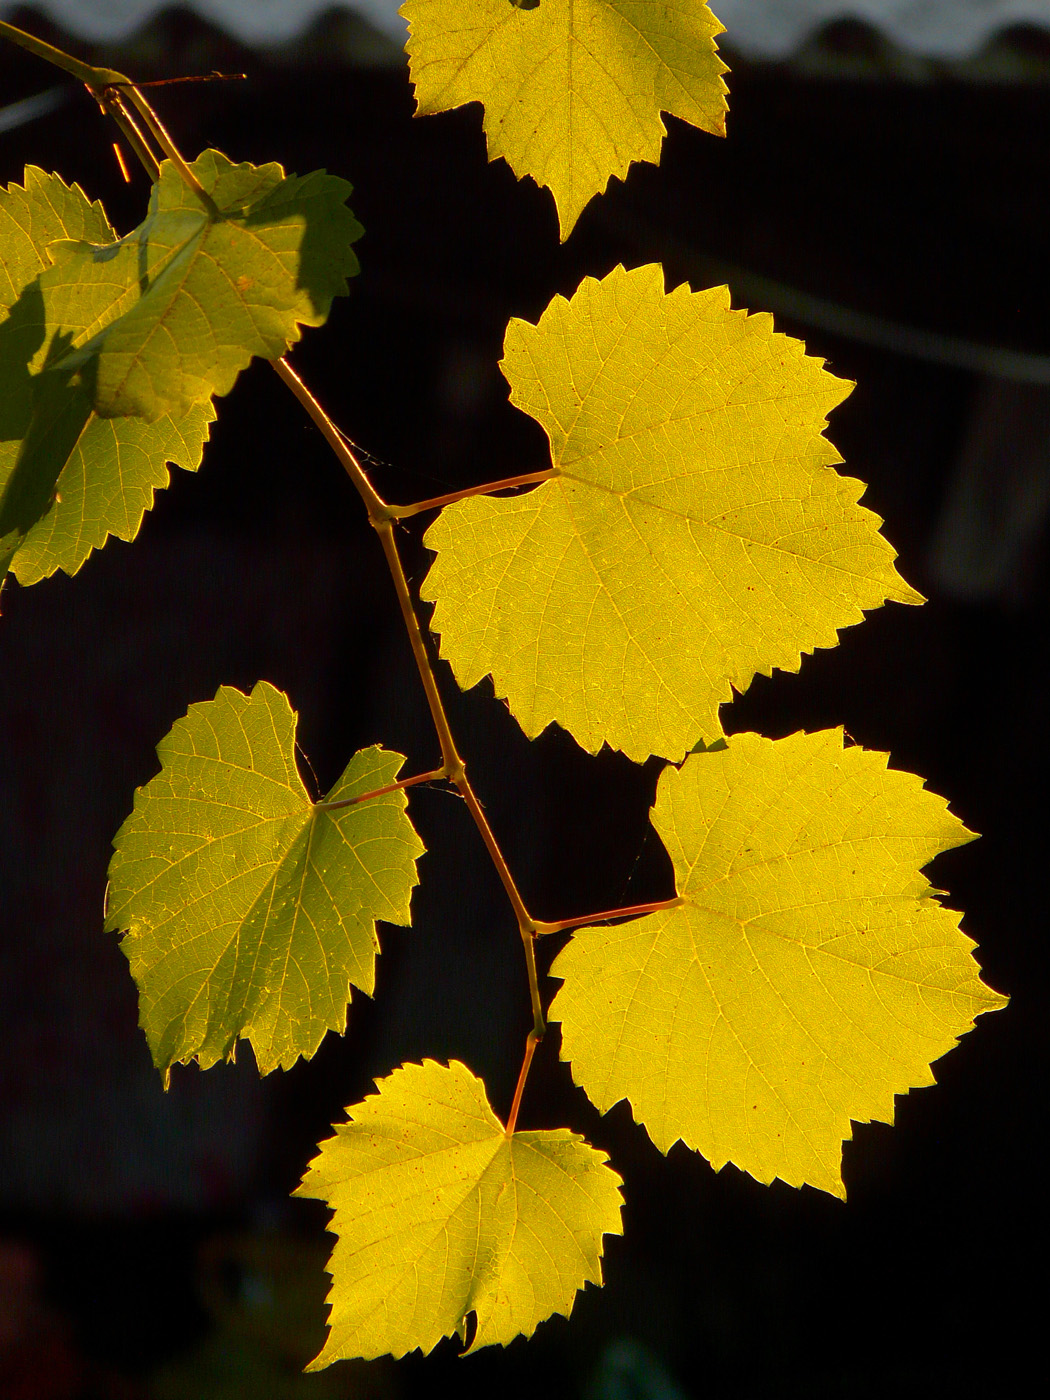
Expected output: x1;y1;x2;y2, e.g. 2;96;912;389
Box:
296;1059;623;1362
422;265;922;762
6;396;214;585
402;0;727;238
549;729;1007;1197
0;166;113;304
0;169;213;585
38;150;362;421
106;682;424;1075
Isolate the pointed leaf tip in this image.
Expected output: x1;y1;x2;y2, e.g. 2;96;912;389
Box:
402;0;728;238
550;728;1006;1196
106;682;424;1075
296;1059;623;1362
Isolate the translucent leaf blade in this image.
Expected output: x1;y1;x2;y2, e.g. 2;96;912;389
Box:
106;682;424;1075
296;1059;623;1363
402;0;728;238
0;169;213;586
422;264;922;761
4;392;214;586
549;729;1007;1196
40;150;363;421
0;165;113;303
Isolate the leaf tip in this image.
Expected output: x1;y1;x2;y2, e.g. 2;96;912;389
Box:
895;580;928;607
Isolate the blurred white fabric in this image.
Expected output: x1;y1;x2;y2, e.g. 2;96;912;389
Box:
715;1;1050;59
2;1;1048;56
0;0;406;45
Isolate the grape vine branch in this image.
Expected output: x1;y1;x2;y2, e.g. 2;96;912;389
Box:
270;347;683;1124
0;23;660;1124
0;6;1007;1365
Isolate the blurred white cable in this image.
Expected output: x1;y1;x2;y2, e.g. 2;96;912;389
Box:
0;85;66;134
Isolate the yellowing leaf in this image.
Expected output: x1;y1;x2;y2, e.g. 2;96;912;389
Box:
0;169;212;585
5;398;214;585
296;1059;623;1363
422;265;921;762
402;0;728;238
39;150;362;421
0;166;112;304
549;729;1006;1197
106;682;424;1075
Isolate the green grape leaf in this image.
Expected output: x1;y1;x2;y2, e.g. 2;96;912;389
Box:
401;0;728;238
0;169;213;586
0;165;113;303
106;682;424;1076
39;149;362;421
2;394;214;586
296;1059;623;1363
549;728;1007;1197
422;264;923;762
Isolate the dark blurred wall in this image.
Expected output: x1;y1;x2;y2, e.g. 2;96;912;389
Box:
0;17;1046;1398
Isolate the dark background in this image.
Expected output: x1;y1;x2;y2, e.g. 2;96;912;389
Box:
1;10;1046;1399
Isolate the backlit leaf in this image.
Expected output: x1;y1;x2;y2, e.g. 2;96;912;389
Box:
106;682;424;1075
549;729;1007;1196
296;1059;623;1362
422;265;922;761
38;150;362;421
0;165;112;303
402;0;728;238
4;396;214;586
0;169;212;586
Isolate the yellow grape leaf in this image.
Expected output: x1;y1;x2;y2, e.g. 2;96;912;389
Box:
422;265;922;762
401;0;728;238
106;682;424;1075
549;729;1007;1197
296;1059;623;1362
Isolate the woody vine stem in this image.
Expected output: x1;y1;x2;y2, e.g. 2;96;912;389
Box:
2;19;683;1136
271;355;682;1133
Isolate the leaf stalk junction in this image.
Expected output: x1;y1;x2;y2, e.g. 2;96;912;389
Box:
388;469;557;518
313;766;448;812
0;20;216;208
